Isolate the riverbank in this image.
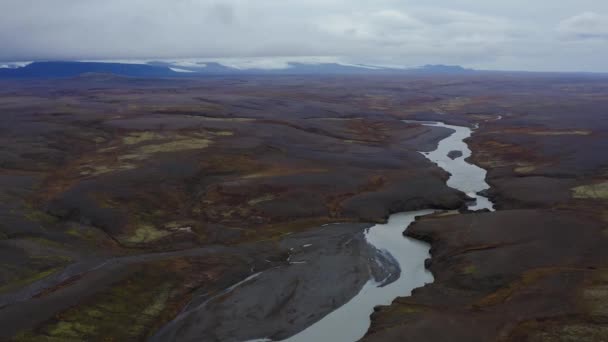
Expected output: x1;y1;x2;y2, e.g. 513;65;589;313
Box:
279;120;495;341
364;209;608;342
283;211;434;342
152;119;488;342
152;222;384;341
151;120;475;341
364;108;608;341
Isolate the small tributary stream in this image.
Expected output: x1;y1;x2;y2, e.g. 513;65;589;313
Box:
281;120;495;342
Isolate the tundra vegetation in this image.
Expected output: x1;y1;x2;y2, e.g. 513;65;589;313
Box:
0;73;607;341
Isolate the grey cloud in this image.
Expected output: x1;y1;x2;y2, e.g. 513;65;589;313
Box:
557;12;608;40
1;0;608;72
209;3;236;26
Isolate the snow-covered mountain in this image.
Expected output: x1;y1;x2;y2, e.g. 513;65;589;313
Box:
0;60;473;78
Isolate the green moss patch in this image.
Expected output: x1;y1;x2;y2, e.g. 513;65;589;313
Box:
120;137;211;161
121;224;172;244
79;163;137;177
583;285;608;319
387;303;427;315
65;225;116;246
581;269;608;321
80;132;212;176
23;203;59;225
572;181;608;200
122;131;165;145
0;267;60;294
527;130;591;136
528;323;608;342
212;130;234;136
462;265;477;275
247;194;276;206
139;138;211;153
13;257;243;341
14;267;174;341
0;255;70;294
515;165;537;174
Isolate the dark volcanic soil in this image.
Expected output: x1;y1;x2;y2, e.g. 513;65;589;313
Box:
152;222;398;342
364;210;608;341
1;74;608;341
0;75;466;341
363;74;608;341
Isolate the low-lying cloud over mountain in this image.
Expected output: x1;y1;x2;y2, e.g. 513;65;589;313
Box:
1;0;607;72
0;60;477;79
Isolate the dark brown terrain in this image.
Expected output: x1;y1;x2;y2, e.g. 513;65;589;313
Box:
0;73;607;341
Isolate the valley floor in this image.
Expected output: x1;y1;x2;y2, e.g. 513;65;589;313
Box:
0;74;607;341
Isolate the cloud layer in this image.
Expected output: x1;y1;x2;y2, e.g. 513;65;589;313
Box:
558;12;608;40
2;0;608;71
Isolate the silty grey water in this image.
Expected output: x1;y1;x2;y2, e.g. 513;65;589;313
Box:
280;120;495;342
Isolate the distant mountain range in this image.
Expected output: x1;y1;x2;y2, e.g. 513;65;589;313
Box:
0;61;473;79
0;61;180;78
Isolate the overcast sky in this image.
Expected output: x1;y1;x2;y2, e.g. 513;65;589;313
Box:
2;0;608;71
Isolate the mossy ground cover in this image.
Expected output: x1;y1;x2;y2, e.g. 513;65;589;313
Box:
0;255;71;294
510;321;608;342
13;266;174;341
116;210;198;247
474;267;567;307
4;75;608;341
243;217;357;243
80;131;213;176
121;224;172;245
64;224;118;248
581;268;608;322
572;181;608;200
13;256;243;341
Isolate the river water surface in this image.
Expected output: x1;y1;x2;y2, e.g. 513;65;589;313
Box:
282;120;495;342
